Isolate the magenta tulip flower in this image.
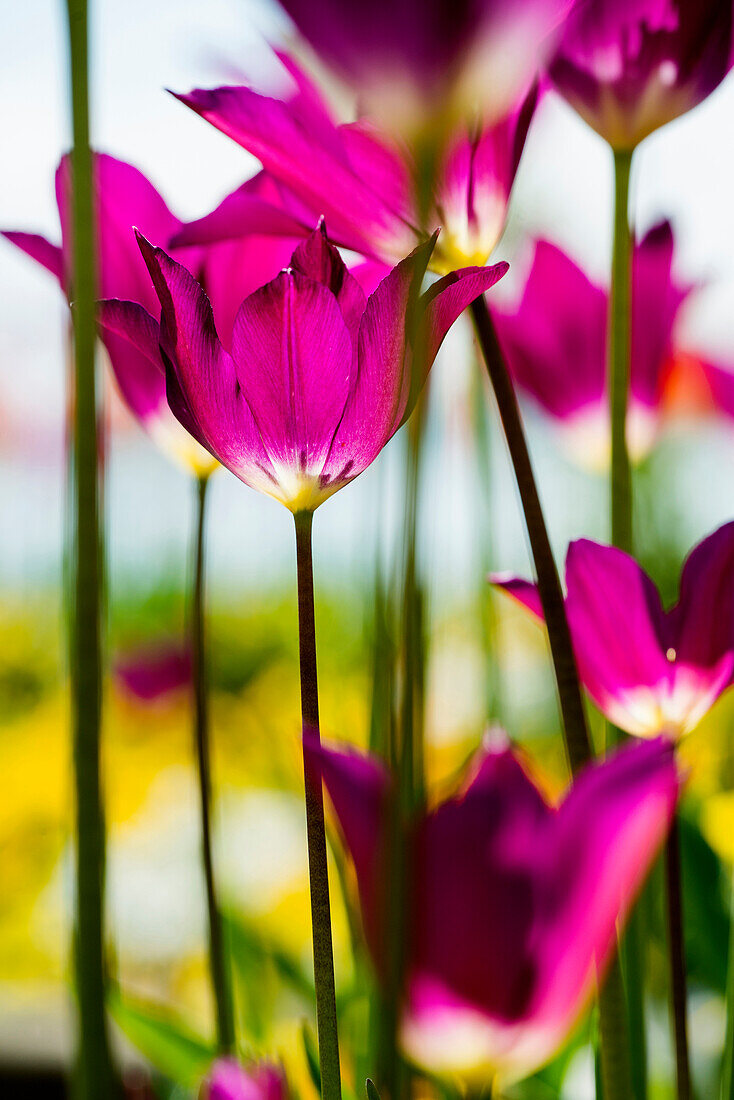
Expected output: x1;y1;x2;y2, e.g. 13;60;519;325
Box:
549;0;734;150
493;523;734;738
204;1059;287;1100
2;153;306;474
306;732;678;1083
99;223;507;513
275;0;567;133
171;53;538;271
492;221;690;468
114;642;192;703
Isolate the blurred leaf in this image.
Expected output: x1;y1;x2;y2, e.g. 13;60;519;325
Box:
366;1079;381;1100
679;810;730;994
225;910;315;1003
301;1021;321;1094
110;988;214;1086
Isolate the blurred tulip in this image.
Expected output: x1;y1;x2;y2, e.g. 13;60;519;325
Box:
171;53;539;270
305;732;678;1083
549;0;734;150
2;154;307;474
493;523;734;738
114;642;191;703
204;1059;287;1100
493;220;690;469
99;222;506;513
275;0;568;135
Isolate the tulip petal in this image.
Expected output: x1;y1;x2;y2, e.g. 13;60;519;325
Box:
304;734;391;956
170;172;312;249
671;521;734;670
230;268;353;494
530;739;678;1054
319;236;435;485
489;573;544;620
1;230;65;285
564;539;672;734
289;222;366;340
96;298;166;422
136;233;274;491
420;262;508;377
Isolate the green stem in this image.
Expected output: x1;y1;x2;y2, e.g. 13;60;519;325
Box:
721;873;734;1099
65;0;117;1095
665;817;692;1100
598;956;635;1100
190;473;235;1053
469;297;592;774
609;149;633;554
293;511;342;1100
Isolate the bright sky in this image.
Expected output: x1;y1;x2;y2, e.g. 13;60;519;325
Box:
3;0;734;598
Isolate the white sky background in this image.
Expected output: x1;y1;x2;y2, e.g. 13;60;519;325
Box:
2;0;734;603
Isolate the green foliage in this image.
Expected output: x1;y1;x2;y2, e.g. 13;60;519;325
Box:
109;988;214;1087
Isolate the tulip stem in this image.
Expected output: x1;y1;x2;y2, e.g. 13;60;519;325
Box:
294;510;342;1100
598;956;635;1100
721;874;734;1099
65;1;118;1095
665;816;691;1100
190;472;235;1053
609;148;633;554
469;296;591;774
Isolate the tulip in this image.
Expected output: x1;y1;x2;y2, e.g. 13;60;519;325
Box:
493;523;734;739
305;731;678;1085
275;0;567;136
493;220;690;469
2;153;306;475
101;222;506;514
114;642;191;703
171;53;539;271
204;1059;287;1100
549;0;734;152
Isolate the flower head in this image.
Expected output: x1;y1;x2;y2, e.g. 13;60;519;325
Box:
100;223;506;513
549;0;734;150
493;220;690;469
276;0;567;135
306;733;678;1084
2;154;306;474
493;523;734;738
203;1059;287;1100
171;53;539;270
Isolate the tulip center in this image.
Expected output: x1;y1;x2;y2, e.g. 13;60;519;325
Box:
666;647;676;662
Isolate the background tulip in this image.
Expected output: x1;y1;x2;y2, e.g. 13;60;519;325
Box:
493;220;691;469
549;0;734;152
493;524;734;738
204;1059;287;1100
306;732;678;1084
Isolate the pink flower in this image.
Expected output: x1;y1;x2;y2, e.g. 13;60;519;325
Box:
305;733;678;1083
98;223;506;513
492;220;691;468
549;0;734;150
203;1059;287;1100
275;0;568;133
2;154;306;473
493;523;734;738
171;53;539;271
114;642;191;703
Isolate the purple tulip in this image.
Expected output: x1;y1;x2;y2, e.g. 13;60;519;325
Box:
493;221;690;468
171;53;538;270
204;1059;287;1100
2;154;306;472
493;523;734;738
275;0;568;132
549;0;734;150
98;223;506;513
305;732;678;1081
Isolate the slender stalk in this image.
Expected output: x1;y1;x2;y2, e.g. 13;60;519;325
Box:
609;149;633;554
65;2;117;1095
190;473;235;1053
598;957;634;1100
665;817;691;1100
469;296;592;774
293;510;342;1100
721;874;734;1099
